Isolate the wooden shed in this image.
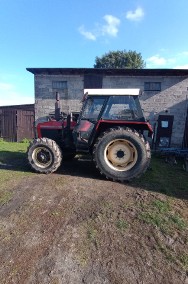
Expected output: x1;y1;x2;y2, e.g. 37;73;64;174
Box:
0;104;34;142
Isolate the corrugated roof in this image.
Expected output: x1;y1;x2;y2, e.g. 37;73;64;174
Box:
26;67;188;76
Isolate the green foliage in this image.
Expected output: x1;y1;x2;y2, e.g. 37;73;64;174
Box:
94;50;146;69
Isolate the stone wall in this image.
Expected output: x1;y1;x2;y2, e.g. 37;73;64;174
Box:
35;74;84;123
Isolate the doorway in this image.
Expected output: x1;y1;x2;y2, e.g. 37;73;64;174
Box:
155;115;174;148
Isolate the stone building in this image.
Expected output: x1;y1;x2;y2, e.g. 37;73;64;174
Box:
27;68;188;148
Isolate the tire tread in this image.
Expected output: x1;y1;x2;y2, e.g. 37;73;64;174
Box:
93;127;151;182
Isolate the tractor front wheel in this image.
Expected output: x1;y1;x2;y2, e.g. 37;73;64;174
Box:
93;127;151;182
27;138;62;173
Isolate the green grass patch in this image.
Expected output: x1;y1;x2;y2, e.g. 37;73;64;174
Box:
0;190;13;205
152;199;170;213
139;199;187;234
0;140;33;191
116;219;129;231
0;140;29;164
133;154;188;198
180;254;188;269
168;214;187;230
86;220;99;245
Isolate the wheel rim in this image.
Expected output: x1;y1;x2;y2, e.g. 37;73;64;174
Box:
32;147;53;168
104;139;138;171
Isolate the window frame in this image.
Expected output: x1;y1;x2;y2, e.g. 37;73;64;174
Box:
52;81;67;90
144;82;161;91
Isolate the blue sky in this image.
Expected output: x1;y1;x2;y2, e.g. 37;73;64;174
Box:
1;0;188;106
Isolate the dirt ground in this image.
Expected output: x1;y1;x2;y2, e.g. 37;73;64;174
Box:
0;158;188;284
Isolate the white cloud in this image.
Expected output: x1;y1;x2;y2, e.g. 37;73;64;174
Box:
126;7;144;22
0;82;34;106
79;14;120;40
146;55;167;67
102;15;120;37
174;64;188;69
146;50;188;68
78;26;96;41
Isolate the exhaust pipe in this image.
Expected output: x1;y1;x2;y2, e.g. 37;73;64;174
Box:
55;92;61;121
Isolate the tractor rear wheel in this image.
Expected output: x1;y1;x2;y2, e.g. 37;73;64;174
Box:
93;127;151;182
27;138;62;173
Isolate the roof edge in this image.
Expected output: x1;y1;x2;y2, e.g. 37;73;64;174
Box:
26;67;188;76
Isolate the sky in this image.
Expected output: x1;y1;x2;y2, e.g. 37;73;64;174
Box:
1;0;188;106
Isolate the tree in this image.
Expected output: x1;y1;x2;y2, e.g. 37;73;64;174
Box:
94;50;146;69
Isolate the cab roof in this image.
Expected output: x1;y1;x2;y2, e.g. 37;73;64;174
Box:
84;89;141;96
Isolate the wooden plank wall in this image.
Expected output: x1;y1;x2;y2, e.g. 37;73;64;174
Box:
0;107;34;142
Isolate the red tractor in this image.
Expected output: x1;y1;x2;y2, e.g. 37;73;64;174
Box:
27;89;153;181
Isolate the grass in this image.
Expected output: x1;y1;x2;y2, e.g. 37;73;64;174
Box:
1;141;187;196
180;254;188;269
0;140;33;194
116;219;129;231
0;190;13;205
87;225;98;244
139;199;187;234
0;140;29;165
132;153;188;198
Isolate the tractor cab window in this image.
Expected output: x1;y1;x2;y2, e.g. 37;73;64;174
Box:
102;95;142;121
81;97;105;121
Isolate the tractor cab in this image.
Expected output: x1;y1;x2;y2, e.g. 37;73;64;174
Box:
74;89;152;152
80;89;144;122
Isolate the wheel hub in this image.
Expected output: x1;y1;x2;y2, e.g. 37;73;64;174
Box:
37;151;49;163
116;150;125;159
33;147;53;168
104;139;138;171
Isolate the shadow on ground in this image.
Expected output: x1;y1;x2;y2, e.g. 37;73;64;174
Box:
0;151;187;200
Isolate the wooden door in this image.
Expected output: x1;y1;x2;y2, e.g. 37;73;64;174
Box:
16;110;34;141
0;109;17;141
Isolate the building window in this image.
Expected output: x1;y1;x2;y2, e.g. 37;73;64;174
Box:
52;81;67;90
144;82;161;91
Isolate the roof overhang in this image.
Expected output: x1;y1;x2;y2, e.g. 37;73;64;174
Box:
26;68;188;77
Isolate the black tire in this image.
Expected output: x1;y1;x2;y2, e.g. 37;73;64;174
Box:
27;138;62;173
93;127;151;182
